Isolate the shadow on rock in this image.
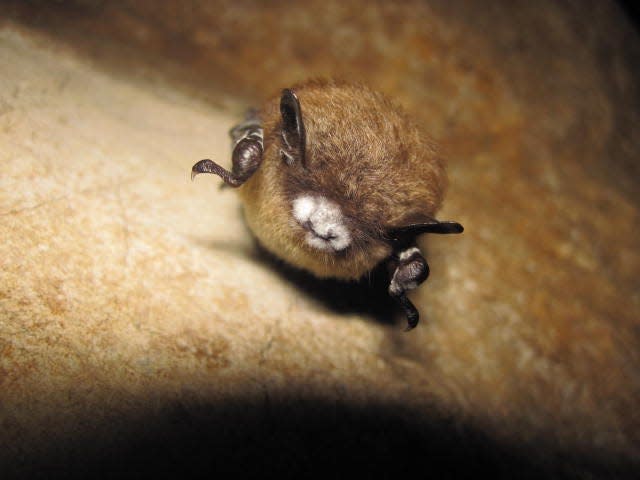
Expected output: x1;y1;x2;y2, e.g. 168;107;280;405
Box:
8;392;638;479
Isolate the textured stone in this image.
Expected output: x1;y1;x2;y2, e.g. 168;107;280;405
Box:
0;1;639;477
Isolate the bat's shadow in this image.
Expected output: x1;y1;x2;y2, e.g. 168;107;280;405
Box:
251;243;400;327
197;214;401;327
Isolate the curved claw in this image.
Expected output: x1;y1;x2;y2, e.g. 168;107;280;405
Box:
191;159;213;181
191;136;263;188
191;159;243;187
397;293;420;331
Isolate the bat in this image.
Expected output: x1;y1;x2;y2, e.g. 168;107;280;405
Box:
192;79;463;330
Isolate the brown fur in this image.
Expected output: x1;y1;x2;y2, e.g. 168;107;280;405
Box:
239;80;447;279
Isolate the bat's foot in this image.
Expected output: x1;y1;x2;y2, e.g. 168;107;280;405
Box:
191;137;263;188
387;246;430;331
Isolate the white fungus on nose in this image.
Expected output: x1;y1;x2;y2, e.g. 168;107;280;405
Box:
292;194;352;252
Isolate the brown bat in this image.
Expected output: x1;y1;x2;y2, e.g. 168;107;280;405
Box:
192;79;463;330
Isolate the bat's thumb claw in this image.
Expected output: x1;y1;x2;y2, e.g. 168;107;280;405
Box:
191;159;215;182
404;311;419;331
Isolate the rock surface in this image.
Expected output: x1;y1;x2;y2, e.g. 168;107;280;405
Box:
1;1;639;477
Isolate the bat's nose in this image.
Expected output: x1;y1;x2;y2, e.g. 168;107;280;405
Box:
292;194;352;252
302;220;336;240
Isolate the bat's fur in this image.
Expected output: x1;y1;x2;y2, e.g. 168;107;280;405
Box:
238;79;447;279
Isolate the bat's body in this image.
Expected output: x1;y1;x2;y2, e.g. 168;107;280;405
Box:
192;80;463;330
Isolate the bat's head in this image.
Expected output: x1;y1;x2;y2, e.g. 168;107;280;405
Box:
239;81;458;279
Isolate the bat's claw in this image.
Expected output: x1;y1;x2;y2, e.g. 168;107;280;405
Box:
398;295;420;331
191;159;215;181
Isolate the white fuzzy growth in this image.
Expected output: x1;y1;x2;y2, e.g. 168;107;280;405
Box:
389;247;423;295
292;195;352;252
388;273;418;296
399;247;420;261
389;275;402;296
292;195;316;224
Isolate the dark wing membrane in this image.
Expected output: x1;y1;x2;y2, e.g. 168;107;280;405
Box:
388;219;464;241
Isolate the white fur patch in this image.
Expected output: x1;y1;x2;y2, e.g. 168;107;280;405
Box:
292;195;316;224
292;194;352;252
399;247;420;261
389;276;402;296
389;274;418;296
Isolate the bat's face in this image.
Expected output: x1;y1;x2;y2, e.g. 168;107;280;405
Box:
240;189;391;280
278;186;393;279
242;178;392;281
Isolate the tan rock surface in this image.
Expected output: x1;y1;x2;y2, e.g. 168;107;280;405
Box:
1;1;639;477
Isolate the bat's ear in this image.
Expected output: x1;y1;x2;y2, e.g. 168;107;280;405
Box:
280;88;306;166
386;211;463;242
